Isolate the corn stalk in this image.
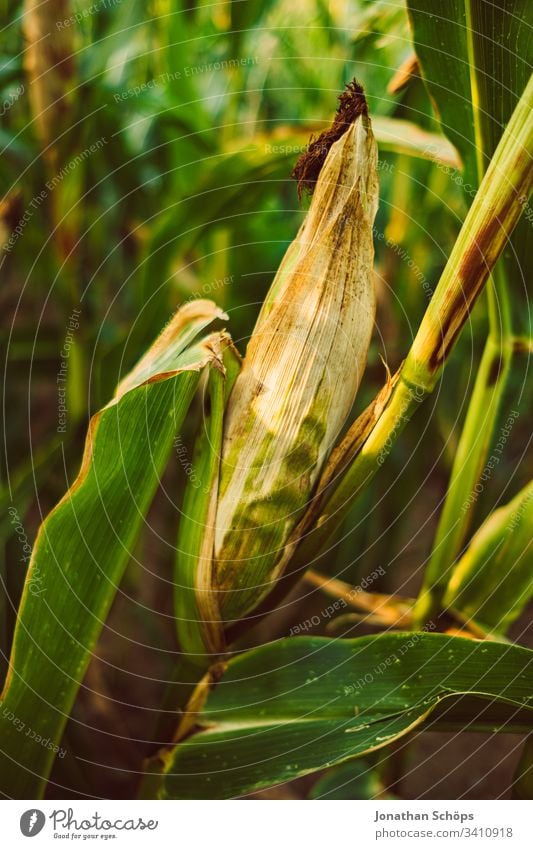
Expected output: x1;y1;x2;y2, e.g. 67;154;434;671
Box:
405;0;527;627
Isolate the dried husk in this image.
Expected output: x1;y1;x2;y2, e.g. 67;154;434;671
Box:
213;115;379;622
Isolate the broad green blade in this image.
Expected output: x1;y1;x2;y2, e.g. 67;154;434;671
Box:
406;0;532;187
0;300;227;799
161;634;533;799
406;0;531;332
444;481;533;636
174;337;241;661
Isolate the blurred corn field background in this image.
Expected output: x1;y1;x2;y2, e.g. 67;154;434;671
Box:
1;0;532;800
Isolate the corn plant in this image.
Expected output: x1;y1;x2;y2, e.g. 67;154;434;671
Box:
1;0;532;800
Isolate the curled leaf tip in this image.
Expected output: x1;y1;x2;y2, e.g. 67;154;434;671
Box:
292;79;368;199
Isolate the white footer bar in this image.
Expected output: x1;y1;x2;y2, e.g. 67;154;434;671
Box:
1;799;531;848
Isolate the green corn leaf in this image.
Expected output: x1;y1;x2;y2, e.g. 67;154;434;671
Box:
0;300;228;799
406;0;531;187
444;481;533;636
406;0;531;331
160;634;533;799
174;337;241;661
141;333;241;756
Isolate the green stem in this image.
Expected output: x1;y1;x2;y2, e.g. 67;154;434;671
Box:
138;655;214;799
151;655;210;748
413;323;513;626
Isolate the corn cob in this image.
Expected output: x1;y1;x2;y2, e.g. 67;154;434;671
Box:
213;91;379;622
